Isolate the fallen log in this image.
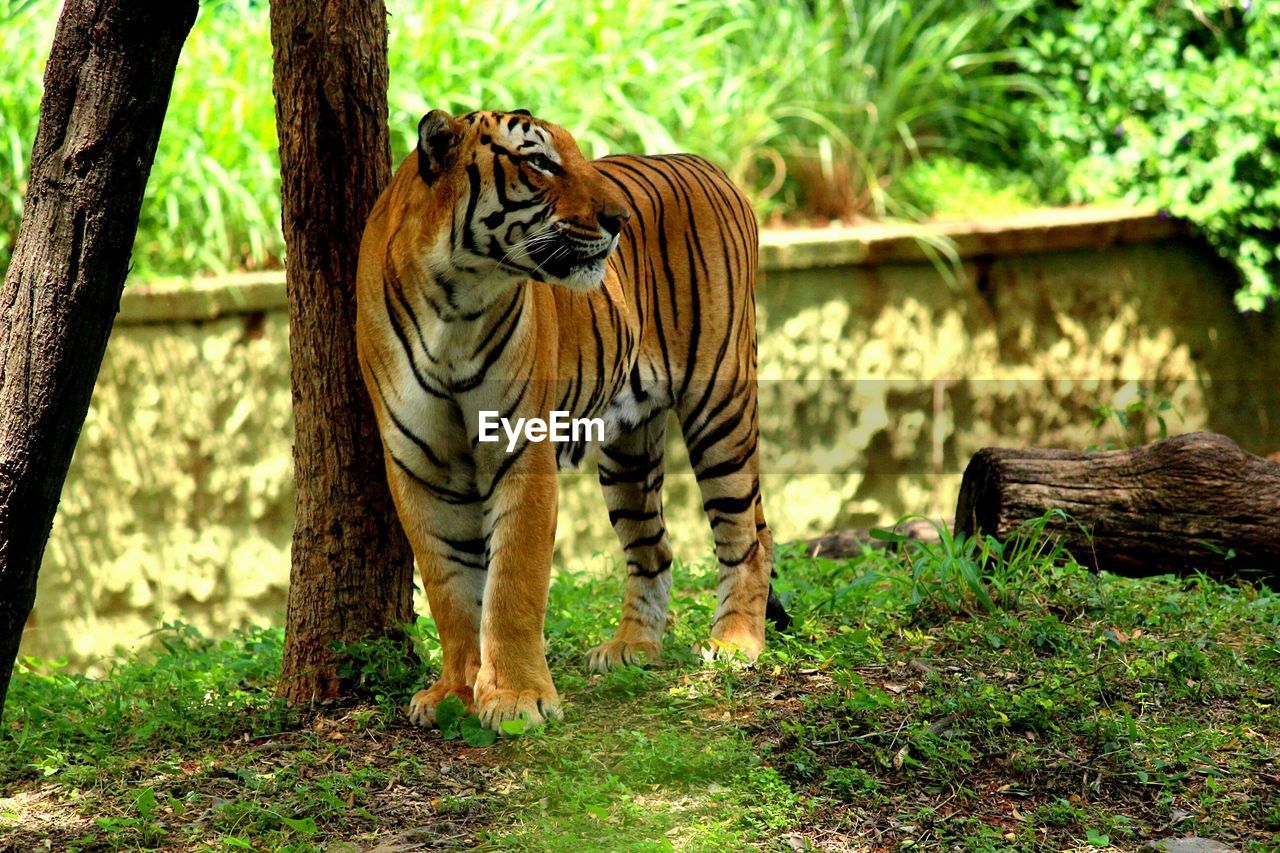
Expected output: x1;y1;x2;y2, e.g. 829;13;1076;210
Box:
953;432;1280;583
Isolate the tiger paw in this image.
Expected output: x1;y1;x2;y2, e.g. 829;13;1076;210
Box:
697;630;764;666
586;638;662;672
406;681;474;728
475;684;562;731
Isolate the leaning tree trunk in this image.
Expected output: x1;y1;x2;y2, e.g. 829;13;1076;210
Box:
954;432;1280;583
0;0;198;716
269;0;416;704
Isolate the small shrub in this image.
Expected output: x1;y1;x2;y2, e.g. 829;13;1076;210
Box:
1161;639;1212;684
894;156;1039;219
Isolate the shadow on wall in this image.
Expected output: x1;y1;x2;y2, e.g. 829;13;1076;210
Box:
24;211;1280;670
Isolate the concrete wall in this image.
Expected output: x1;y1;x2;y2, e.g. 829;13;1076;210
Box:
21;207;1280;669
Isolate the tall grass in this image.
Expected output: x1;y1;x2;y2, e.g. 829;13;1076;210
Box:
0;0;1030;280
384;0;800;205
0;0;49;268
0;0;280;281
779;0;1037;219
135;0;280;278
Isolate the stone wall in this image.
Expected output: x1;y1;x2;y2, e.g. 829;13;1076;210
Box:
21;207;1280;669
29;277;295;668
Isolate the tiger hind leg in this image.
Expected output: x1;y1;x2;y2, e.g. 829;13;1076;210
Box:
587;414;673;672
756;494;792;632
681;387;773;662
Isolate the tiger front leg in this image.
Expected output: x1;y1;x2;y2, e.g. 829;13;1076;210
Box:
383;474;487;728
405;543;484;726
473;445;562;730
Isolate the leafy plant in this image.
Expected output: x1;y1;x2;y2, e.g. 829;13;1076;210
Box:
434;694;499;747
1089;386;1182;449
1003;0;1280;310
94;786;168;845
331;627;425;707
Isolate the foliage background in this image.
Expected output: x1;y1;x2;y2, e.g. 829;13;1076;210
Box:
0;0;1274;308
1001;0;1279;311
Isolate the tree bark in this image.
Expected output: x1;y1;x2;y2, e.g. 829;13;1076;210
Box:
954;432;1280;583
269;0;416;704
0;0;197;716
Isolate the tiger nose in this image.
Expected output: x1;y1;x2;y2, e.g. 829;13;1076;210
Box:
597;208;630;237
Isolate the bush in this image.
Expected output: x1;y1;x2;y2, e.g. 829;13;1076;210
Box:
1004;0;1279;310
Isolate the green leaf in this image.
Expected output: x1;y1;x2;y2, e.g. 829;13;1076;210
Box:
1085;828;1110;848
435;694;467;739
279;815;318;835
501;718;528;737
134;786;157;820
460;714;498;747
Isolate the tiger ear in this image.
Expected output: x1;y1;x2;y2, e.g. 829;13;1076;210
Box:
417;110;458;185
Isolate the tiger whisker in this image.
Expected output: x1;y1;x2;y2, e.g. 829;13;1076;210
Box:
484;223;560;281
525;242;573;280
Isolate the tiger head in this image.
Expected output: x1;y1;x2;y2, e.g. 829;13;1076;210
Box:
413;109;631;292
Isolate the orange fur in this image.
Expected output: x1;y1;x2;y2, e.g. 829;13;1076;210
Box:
356;110;782;730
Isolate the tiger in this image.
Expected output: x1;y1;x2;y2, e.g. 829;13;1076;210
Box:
355;108;790;731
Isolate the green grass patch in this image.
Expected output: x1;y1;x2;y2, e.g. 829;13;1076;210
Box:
3;527;1279;850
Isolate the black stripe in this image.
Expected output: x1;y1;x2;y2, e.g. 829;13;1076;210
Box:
369;368;445;468
628;559;672;579
624;532;665;551
608;508;660;525
703;490;759;517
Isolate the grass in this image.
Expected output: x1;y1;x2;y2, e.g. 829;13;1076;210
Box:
0;0;1035;281
3;524;1279;850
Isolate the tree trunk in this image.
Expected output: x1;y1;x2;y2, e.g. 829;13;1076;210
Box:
954;432;1280;583
269;0;416;704
0;0;197;716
